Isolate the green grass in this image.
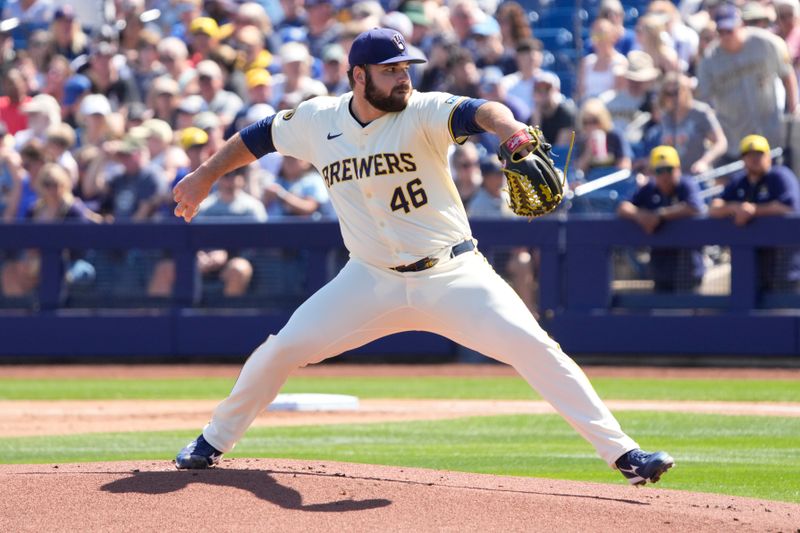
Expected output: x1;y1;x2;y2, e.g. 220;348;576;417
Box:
1;376;799;401
1;412;798;503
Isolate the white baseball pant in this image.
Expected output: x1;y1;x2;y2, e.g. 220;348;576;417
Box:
202;249;639;466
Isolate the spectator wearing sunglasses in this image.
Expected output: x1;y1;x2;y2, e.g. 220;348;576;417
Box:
617;145;705;292
697;4;797;163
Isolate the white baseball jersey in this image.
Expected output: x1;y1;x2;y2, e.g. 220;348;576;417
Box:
271;91;473;268
198;89;641;470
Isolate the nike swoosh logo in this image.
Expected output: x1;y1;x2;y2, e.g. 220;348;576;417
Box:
327;132;343;140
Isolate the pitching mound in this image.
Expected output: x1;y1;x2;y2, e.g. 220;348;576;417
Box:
2;460;798;532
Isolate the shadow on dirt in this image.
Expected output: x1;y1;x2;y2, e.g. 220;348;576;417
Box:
100;469;392;512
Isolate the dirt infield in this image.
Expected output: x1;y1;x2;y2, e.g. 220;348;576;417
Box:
2;460;798;532
3;364;800;531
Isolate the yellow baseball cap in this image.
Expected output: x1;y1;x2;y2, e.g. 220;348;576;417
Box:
190;17;219;38
740;134;770;154
180;127;209;150
245;69;271;89
650;145;680;169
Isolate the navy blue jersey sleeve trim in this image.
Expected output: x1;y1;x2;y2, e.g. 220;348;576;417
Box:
450;98;488;140
240;114;277;158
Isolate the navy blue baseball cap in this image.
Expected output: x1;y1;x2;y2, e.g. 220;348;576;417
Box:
348;27;427;67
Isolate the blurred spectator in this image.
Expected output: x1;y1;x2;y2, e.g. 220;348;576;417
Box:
15;94;61;150
696;18;718;67
418;34;459;92
148;76;181;127
449;141;483;206
474;66;529;154
270;42;327;110
658;72;727;176
263;156;332;219
741;2;775;29
118;0;148;53
443;48;481;98
634;13;680;74
50;5;89;60
2;0;54;24
53;70;89;126
0;69;32;135
530;71;576;147
697;5;797;162
230;2;274;39
194;111;226;155
600;50;659;137
226;70;276;137
76;94;116;148
170;0;203;42
130;30;167;102
305;0;341;57
195;167;267;296
575;98;632;175
137;118;188;189
195;59;244;129
276;0;307;33
83;40;140;111
467;158;512;218
25;30;54;84
42;54;69;100
157;37;196;93
188;17;221;63
449;0;482;48
149;167;267;297
645;0;698;71
592;0;636;55
401;1;434;53
774;0;800;80
577;18;628;101
617;145;705;292
494;1;533;52
503;38;546;112
320;44;350;96
472;15;516;75
44;123;78;186
479;66;529;121
91;135;165;222
175;94;206;130
1;164;97;297
0;137;25;222
709;134;800;290
232;25;273;76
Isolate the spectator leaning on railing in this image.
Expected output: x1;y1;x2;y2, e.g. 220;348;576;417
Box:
1;163;98;298
709;135;800;291
617;145;706;293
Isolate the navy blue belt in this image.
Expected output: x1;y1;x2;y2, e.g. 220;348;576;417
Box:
390;240;475;273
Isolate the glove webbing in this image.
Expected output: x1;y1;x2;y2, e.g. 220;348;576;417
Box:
504;128;575;220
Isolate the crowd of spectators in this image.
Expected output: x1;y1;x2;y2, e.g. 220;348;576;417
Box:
1;0;800;299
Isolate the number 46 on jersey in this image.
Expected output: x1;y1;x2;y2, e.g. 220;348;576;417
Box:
391;178;428;213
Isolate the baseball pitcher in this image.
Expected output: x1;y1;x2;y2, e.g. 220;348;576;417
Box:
173;28;674;486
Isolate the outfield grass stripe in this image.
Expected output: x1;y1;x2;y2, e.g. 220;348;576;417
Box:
1;376;799;401
0;412;797;503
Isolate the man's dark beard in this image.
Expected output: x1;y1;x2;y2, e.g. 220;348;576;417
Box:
364;68;410;112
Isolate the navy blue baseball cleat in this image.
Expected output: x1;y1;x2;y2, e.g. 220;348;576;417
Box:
615;448;674;486
175;434;223;469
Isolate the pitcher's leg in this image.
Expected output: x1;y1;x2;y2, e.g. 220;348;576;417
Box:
204;260;411;452
416;254;638;465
